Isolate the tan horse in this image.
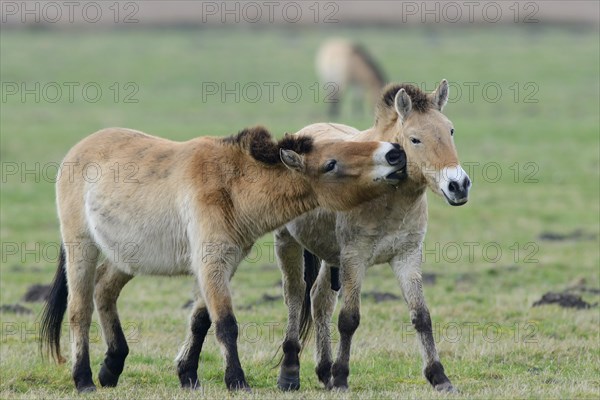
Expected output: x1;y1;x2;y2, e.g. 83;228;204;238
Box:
39;126;407;392
316;38;387;117
275;80;471;391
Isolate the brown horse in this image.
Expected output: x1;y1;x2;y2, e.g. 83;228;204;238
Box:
275;80;471;391
316;38;387;117
39;126;407;392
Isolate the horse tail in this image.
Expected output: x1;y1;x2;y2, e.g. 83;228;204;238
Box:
40;243;68;363
299;249;321;349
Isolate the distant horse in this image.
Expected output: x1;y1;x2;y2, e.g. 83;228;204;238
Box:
275;80;471;391
316;38;387;117
40;126;407;392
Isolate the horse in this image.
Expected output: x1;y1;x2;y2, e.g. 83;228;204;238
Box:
316;38;387;117
39;125;408;393
275;80;471;392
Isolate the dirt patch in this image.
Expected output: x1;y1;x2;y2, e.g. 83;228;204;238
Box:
0;304;33;315
532;292;597;309
362;291;400;303
240;293;283;310
22;284;51;302
422;273;437;285
538;229;597;242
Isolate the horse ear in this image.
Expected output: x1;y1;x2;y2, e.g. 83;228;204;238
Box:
432;79;449;111
280;149;304;171
394;88;412;122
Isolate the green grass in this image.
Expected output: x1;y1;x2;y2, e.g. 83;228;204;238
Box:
1;25;599;399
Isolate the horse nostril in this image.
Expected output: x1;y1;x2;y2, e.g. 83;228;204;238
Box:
448;181;460;193
463;176;471;189
392;143;401;150
385;148;403;166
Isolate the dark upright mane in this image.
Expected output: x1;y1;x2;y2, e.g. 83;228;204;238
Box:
380;83;432;113
352;43;387;87
375;83;434;127
223;126;313;165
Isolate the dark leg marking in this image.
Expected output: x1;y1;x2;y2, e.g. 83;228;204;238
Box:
331;309;360;389
98;321;129;387
215;314;249;391
278;339;301;391
73;347;96;393
412;309;454;391
177;307;211;389
412;309;432;334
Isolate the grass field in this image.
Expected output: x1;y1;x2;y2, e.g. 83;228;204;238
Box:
1;24;599;399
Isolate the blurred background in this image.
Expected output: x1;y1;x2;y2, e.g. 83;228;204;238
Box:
1;1;599;398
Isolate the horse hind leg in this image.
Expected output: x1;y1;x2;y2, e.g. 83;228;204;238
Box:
176;284;212;389
274;227;305;391
311;261;338;389
392;257;455;392
195;247;249;391
94;260;133;388
63;236;100;392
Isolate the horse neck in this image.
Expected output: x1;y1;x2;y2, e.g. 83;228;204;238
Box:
233;162;318;239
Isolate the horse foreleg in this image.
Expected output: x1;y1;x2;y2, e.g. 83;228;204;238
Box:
64;238;99;393
331;256;365;390
176;285;211;390
94;261;133;388
391;254;455;392
196;251;249;391
311;261;338;389
274;228;304;391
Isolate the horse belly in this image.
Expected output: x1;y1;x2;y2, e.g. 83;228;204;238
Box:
84;191;191;276
287;211;340;265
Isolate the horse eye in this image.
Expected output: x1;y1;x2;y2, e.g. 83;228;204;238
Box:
324;160;337;172
410;137;421;144
450;128;455;136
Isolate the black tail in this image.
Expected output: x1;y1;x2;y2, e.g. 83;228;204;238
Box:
40;243;68;363
299;249;321;348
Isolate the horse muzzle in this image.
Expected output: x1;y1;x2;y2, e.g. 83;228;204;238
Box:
439;165;471;206
383;143;407;184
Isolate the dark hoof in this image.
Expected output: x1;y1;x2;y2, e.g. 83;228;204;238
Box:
331;363;349;391
425;361;453;392
178;371;200;390
98;364;120;387
435;381;457;393
227;380;251;392
180;379;201;390
332;383;349;392
277;371;300;391
77;385;97;394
